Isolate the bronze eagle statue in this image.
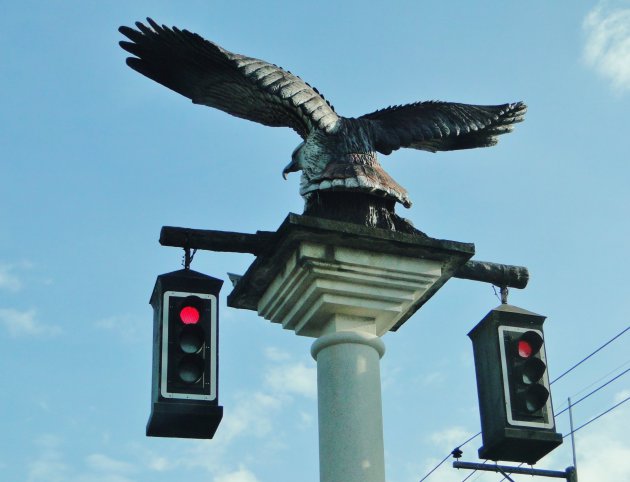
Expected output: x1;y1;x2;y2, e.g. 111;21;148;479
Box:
119;19;525;231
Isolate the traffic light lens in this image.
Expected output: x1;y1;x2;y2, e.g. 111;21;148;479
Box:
522;358;546;384
518;331;543;357
180;325;204;354
523;384;550;413
178;355;204;383
180;306;200;325
518;340;532;358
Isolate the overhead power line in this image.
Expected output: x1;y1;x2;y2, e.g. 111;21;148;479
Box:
563;358;630;402
563;394;630;439
555;366;630;417
551;325;629;384
418;433;482;481
419;324;629;482
418;452;453;482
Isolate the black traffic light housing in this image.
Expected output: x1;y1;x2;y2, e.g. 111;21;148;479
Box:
468;304;562;464
147;269;223;439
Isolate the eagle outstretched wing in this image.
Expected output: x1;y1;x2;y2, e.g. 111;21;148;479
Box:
361;101;526;155
119;18;339;139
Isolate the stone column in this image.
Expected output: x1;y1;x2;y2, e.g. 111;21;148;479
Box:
227;216;474;482
255;242;451;482
311;330;386;482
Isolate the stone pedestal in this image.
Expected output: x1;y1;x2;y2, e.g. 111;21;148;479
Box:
227;215;474;482
257;241;449;337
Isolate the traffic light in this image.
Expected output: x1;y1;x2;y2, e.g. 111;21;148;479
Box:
500;327;553;426
147;269;223;439
468;304;562;464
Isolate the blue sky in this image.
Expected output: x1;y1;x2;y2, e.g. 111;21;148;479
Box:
1;1;629;481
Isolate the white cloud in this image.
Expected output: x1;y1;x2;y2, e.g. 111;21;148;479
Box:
95;314;145;343
583;2;630;92
125;360;306;477
0;308;61;337
127;443;175;472
415;455;460;482
429;426;474;452
298;410;315;429
416;392;630;482
421;370;446;386
264;346;291;361
85;454;135;474
145;455;170;472
571;390;630;481
406;426;478;482
220;391;284;442
28;436;138;482
213;466;260;482
28;435;68;482
0;264;22;292
264;362;317;398
52;354;316;482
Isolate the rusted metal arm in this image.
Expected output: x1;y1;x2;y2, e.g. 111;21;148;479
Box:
160;226;529;289
160;226;274;256
454;260;529;289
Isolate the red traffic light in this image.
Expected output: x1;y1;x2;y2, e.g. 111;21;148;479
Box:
148;270;224;440
517;331;543;358
180;305;200;324
518;340;532;358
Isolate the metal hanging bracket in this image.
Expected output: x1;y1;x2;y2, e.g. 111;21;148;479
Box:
452;461;578;481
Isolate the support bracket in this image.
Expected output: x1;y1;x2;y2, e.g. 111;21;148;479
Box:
453;461;578;481
160;218;529;289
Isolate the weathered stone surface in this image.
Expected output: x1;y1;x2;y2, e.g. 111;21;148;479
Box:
227;214;474;331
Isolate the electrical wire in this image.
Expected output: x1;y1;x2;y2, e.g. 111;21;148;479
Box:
459;431;482;448
418;324;629;482
460;460;488;482
418;432;481;481
562;394;630;439
418;452;452;482
550;325;629;384
460;468;478;481
497;462;524;482
491;396;629;481
555;366;630;417
553;358;630;413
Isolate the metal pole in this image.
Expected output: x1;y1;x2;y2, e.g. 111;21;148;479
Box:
496;466;516;482
568;397;578;470
453;461;569;478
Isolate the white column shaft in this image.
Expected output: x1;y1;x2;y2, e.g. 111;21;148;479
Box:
311;332;386;482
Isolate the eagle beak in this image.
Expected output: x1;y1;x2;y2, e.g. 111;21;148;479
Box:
282;160;298;180
284;141;304;179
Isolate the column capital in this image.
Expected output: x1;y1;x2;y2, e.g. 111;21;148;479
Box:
311;331;386;360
